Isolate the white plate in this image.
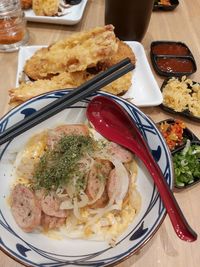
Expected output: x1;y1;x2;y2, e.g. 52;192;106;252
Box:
0;91;172;266
16;42;163;107
24;0;88;25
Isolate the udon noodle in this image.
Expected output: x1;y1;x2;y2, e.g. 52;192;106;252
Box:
10;124;141;245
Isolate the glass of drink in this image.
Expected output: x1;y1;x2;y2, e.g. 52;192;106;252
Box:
105;0;154;42
0;0;29;52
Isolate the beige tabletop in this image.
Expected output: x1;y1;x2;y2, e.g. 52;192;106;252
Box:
0;0;200;266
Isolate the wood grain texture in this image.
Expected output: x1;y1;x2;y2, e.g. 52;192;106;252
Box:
0;0;200;266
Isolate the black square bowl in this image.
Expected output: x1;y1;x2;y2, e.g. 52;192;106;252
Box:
150;41;197;77
157;118;199;152
160;77;200;122
153;0;179;11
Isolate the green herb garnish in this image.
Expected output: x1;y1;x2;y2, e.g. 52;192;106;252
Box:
33;135;96;191
173;142;200;187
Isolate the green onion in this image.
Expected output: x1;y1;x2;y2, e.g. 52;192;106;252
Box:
173;142;200;187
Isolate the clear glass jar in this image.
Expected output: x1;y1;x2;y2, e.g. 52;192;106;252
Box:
0;0;29;52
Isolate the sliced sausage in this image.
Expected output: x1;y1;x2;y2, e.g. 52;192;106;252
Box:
41;192;68;218
41;213;66;230
47;124;89;148
89;189;109;209
85;159;112;208
11;184;41;232
107;142;133;163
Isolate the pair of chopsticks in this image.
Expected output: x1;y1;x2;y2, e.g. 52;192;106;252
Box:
0;58;134;146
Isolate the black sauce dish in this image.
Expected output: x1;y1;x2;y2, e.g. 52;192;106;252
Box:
160;77;200;122
157;118;199;151
157;119;200;190
150;41;197;77
153;0;179;11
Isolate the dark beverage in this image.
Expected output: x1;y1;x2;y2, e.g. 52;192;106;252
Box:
105;0;154;41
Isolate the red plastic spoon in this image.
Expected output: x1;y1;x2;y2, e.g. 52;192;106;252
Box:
86;95;197;242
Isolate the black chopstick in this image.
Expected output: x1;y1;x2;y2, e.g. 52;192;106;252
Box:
0;58;134;146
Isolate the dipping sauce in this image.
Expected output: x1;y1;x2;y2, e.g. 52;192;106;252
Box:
156;57;194;73
152;43;190;56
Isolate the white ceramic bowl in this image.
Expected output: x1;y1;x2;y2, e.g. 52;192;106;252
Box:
0;91;173;266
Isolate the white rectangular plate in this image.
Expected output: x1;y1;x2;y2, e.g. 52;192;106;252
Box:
24;0;88;25
16;41;163;107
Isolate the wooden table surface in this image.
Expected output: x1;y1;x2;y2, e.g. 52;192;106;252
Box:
0;0;200;266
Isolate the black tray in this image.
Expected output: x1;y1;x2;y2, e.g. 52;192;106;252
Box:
153;0;179;11
160;78;200;122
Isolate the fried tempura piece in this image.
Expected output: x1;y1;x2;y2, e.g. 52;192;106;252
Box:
32;0;59;16
99;40;135;95
102;72;132;95
9;71;87;104
103;39;136;68
9;71;132;105
9;39;135;105
21;0;32;9
24;25;118;80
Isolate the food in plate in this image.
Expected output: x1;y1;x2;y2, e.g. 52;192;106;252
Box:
102;38;135;69
10;124;141;244
21;0;77;16
162;76;200;117
24;25;119;79
9;71;132;105
21;0;32;9
9;25;136;105
173;140;200;187
158;119;186;151
32;0;60;16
